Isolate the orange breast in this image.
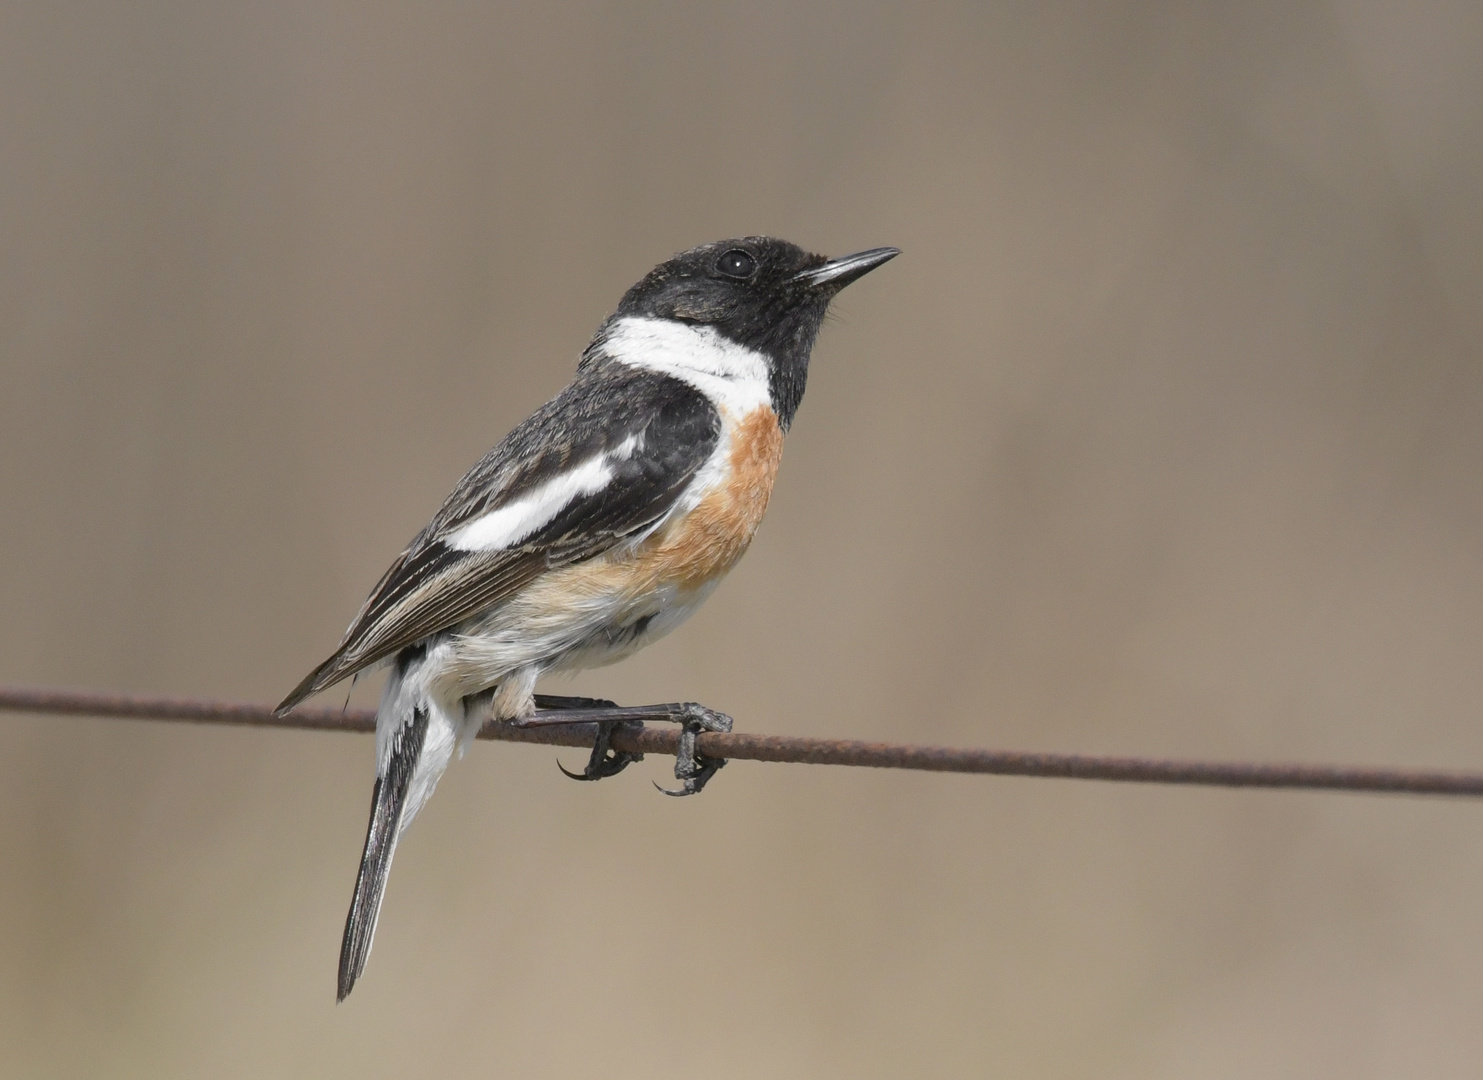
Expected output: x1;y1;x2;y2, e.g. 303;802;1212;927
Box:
482;406;786;656
639;405;784;591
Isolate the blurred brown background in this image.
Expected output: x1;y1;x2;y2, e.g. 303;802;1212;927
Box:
2;1;1481;1076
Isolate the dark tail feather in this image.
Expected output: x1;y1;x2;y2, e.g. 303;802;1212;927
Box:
337;706;429;1002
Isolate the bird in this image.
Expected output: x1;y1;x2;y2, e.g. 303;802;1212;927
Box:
277;236;899;1000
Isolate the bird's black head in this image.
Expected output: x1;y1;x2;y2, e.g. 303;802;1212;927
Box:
612;237;899;428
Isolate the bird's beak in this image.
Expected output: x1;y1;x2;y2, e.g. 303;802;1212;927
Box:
792;247;901;290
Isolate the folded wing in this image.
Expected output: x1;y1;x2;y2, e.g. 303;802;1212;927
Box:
276;364;719;713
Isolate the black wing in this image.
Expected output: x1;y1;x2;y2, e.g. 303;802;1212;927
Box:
277;362;719;712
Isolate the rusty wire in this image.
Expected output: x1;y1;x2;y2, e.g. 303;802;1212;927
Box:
3;683;1483;798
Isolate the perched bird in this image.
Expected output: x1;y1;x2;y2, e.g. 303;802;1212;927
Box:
277;237;898;1000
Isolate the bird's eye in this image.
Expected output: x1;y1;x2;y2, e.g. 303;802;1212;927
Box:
715;249;756;279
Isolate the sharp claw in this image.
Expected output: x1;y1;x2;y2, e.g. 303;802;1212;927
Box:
557;758;595;781
655;756;725;796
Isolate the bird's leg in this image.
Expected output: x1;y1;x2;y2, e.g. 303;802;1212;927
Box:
531;694;622;710
514;699;733;795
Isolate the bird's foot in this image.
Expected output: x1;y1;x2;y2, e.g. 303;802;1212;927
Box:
515;698;733;794
512;695;644;782
557;717;645;781
655;702;732;797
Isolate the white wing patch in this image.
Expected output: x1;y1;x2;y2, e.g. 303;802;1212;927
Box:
448;312;770;559
600;316;772;415
448;434;642;553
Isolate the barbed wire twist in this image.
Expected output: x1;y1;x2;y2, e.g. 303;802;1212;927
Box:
3;684;1483;798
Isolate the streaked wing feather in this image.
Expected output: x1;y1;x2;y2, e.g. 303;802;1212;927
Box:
278;548;546;711
277;362;719;713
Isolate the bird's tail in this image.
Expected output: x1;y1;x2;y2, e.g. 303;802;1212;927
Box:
338;704;427;1001
338;656;460;1002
